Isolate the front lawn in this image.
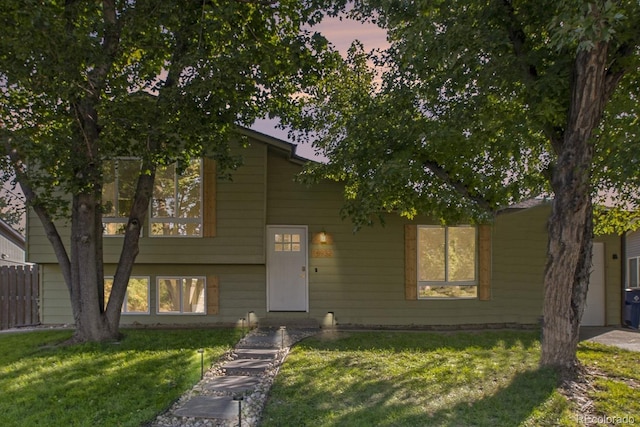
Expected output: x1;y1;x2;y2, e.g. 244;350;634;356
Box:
261;330;640;427
0;328;241;427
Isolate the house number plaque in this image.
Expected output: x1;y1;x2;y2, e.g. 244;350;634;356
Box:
311;248;334;258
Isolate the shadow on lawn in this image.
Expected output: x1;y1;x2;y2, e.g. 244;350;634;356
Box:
262;330;557;427
310;367;557;427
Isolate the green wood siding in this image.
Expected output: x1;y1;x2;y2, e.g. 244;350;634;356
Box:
267;152;621;326
27;141;268;265
40;263;267;325
33;137;623;327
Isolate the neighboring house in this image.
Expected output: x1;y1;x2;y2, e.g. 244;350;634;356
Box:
625;229;640;289
0;218;26;267
28;128;623;328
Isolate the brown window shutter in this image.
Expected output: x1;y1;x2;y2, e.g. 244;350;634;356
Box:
207;275;219;315
203;158;217;237
405;225;417;300
478;224;492;301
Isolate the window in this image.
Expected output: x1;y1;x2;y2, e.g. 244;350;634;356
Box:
102;159;141;235
629;257;640;288
157;277;206;314
274;233;301;252
151;160;202;237
104;277;150;314
417;225;477;299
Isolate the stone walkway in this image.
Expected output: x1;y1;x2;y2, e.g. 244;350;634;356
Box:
150;327;319;427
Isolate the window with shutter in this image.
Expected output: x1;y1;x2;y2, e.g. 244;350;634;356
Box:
405;224;491;300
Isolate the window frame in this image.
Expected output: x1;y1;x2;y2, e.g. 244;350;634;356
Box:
103;276;151;315
156;276;207;315
102;158;143;237
628;256;640;288
417;225;478;299
150;160;204;238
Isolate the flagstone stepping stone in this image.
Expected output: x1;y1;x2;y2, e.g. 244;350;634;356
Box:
234;348;279;359
222;358;272;374
203;375;261;392
173;396;239;419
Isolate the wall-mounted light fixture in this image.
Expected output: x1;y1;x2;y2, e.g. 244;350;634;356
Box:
319;231;327;244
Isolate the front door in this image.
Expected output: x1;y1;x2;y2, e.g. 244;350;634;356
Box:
267;226;308;311
582;242;606;326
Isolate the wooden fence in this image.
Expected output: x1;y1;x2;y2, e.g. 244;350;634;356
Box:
0;265;39;330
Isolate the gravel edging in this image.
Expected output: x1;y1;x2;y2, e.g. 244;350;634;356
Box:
149;328;318;427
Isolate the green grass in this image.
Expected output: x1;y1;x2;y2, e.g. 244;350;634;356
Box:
2;328;638;427
0;328;241;427
577;342;640;421
261;330;639;427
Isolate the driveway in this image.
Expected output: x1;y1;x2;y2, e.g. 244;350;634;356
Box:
579;326;640;352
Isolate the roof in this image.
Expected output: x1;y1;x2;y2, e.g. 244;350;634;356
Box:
238;127;308;166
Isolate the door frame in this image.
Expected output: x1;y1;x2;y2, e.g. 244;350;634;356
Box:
266;225;309;312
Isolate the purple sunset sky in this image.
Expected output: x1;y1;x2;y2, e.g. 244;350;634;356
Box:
251;15;388;160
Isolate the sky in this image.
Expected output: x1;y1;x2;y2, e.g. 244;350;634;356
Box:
251;14;388;160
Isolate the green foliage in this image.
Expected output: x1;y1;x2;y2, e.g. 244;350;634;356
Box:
0;0;338;217
289;0;640;229
0;328;241;427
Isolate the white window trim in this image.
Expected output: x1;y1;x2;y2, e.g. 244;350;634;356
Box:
104;276;151;315
103;158;143;237
156;276;207;315
417;225;478;299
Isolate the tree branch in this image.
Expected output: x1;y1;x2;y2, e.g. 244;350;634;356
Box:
3;138;73;293
421;159;493;212
502;0;539;83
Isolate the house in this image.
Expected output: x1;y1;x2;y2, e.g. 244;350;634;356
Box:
623;229;640;327
625;229;640;289
28;128;623;328
0;218;26;267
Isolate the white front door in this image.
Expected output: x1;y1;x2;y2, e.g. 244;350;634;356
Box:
582;242;606;326
267;226;308;311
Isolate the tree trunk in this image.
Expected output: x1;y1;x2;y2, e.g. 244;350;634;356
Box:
540;41;609;369
70;192;118;342
104;162;155;332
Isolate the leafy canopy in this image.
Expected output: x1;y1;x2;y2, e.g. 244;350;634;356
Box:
0;0;338;215
288;0;640;230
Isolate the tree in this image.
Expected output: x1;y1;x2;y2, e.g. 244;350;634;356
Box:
289;0;640;370
0;185;25;233
0;0;336;342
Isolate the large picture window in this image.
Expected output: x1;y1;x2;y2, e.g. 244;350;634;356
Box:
102;159;141;235
157;277;206;314
418;225;478;299
151;160;202;237
104;277;150;314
